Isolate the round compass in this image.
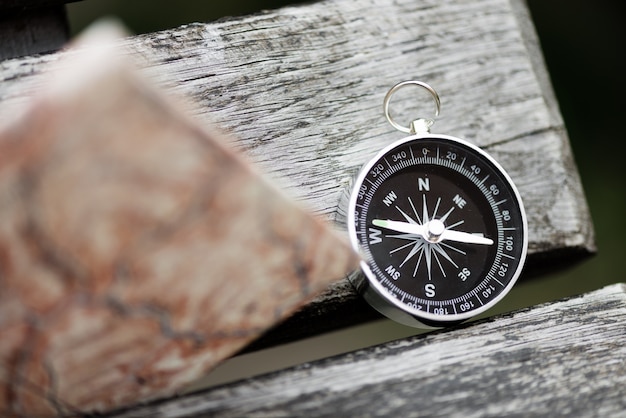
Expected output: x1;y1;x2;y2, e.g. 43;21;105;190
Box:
347;82;528;328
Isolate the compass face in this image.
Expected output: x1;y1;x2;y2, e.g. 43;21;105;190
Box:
348;134;527;327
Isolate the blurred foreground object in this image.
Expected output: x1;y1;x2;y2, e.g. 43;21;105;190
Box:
0;23;359;417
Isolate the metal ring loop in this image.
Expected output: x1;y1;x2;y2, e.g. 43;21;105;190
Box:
383;80;441;134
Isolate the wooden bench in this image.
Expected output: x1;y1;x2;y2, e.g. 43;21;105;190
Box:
1;0;622;416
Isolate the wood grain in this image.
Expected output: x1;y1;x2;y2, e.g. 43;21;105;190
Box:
0;0;595;341
105;283;626;417
0;5;69;60
0;33;359;416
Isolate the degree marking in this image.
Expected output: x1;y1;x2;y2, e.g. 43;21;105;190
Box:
487;273;504;287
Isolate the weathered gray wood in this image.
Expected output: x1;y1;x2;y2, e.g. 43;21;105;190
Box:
0;0;595;343
104;283;626;417
0;4;69;60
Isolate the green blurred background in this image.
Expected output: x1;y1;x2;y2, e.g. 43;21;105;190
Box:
65;0;625;384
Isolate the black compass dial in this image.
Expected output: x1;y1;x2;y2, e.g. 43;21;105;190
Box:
348;134;527;327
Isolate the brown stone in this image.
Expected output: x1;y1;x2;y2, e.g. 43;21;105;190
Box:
0;28;359;416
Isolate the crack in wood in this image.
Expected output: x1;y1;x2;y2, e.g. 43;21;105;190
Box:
482;125;560;149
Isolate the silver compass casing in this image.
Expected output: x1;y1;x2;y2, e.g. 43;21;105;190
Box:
343;133;528;329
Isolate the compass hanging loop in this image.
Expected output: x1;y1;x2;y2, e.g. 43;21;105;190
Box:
383;80;441;134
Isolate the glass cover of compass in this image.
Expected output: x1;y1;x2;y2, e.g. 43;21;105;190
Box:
347;133;528;328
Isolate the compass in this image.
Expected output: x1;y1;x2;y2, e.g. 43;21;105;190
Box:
347;81;528;328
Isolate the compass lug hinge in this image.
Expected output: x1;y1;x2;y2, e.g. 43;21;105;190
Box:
409;118;434;134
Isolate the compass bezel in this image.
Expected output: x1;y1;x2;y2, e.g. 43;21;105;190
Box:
347;133;528;327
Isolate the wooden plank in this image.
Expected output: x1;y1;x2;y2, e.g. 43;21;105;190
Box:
0;0;595;343
104;283;626;417
0;5;70;60
0;29;359;417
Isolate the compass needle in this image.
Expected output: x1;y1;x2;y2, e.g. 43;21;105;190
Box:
440;241;466;255
387;233;422;241
440;229;494;245
347;80;528;328
373;219;427;236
